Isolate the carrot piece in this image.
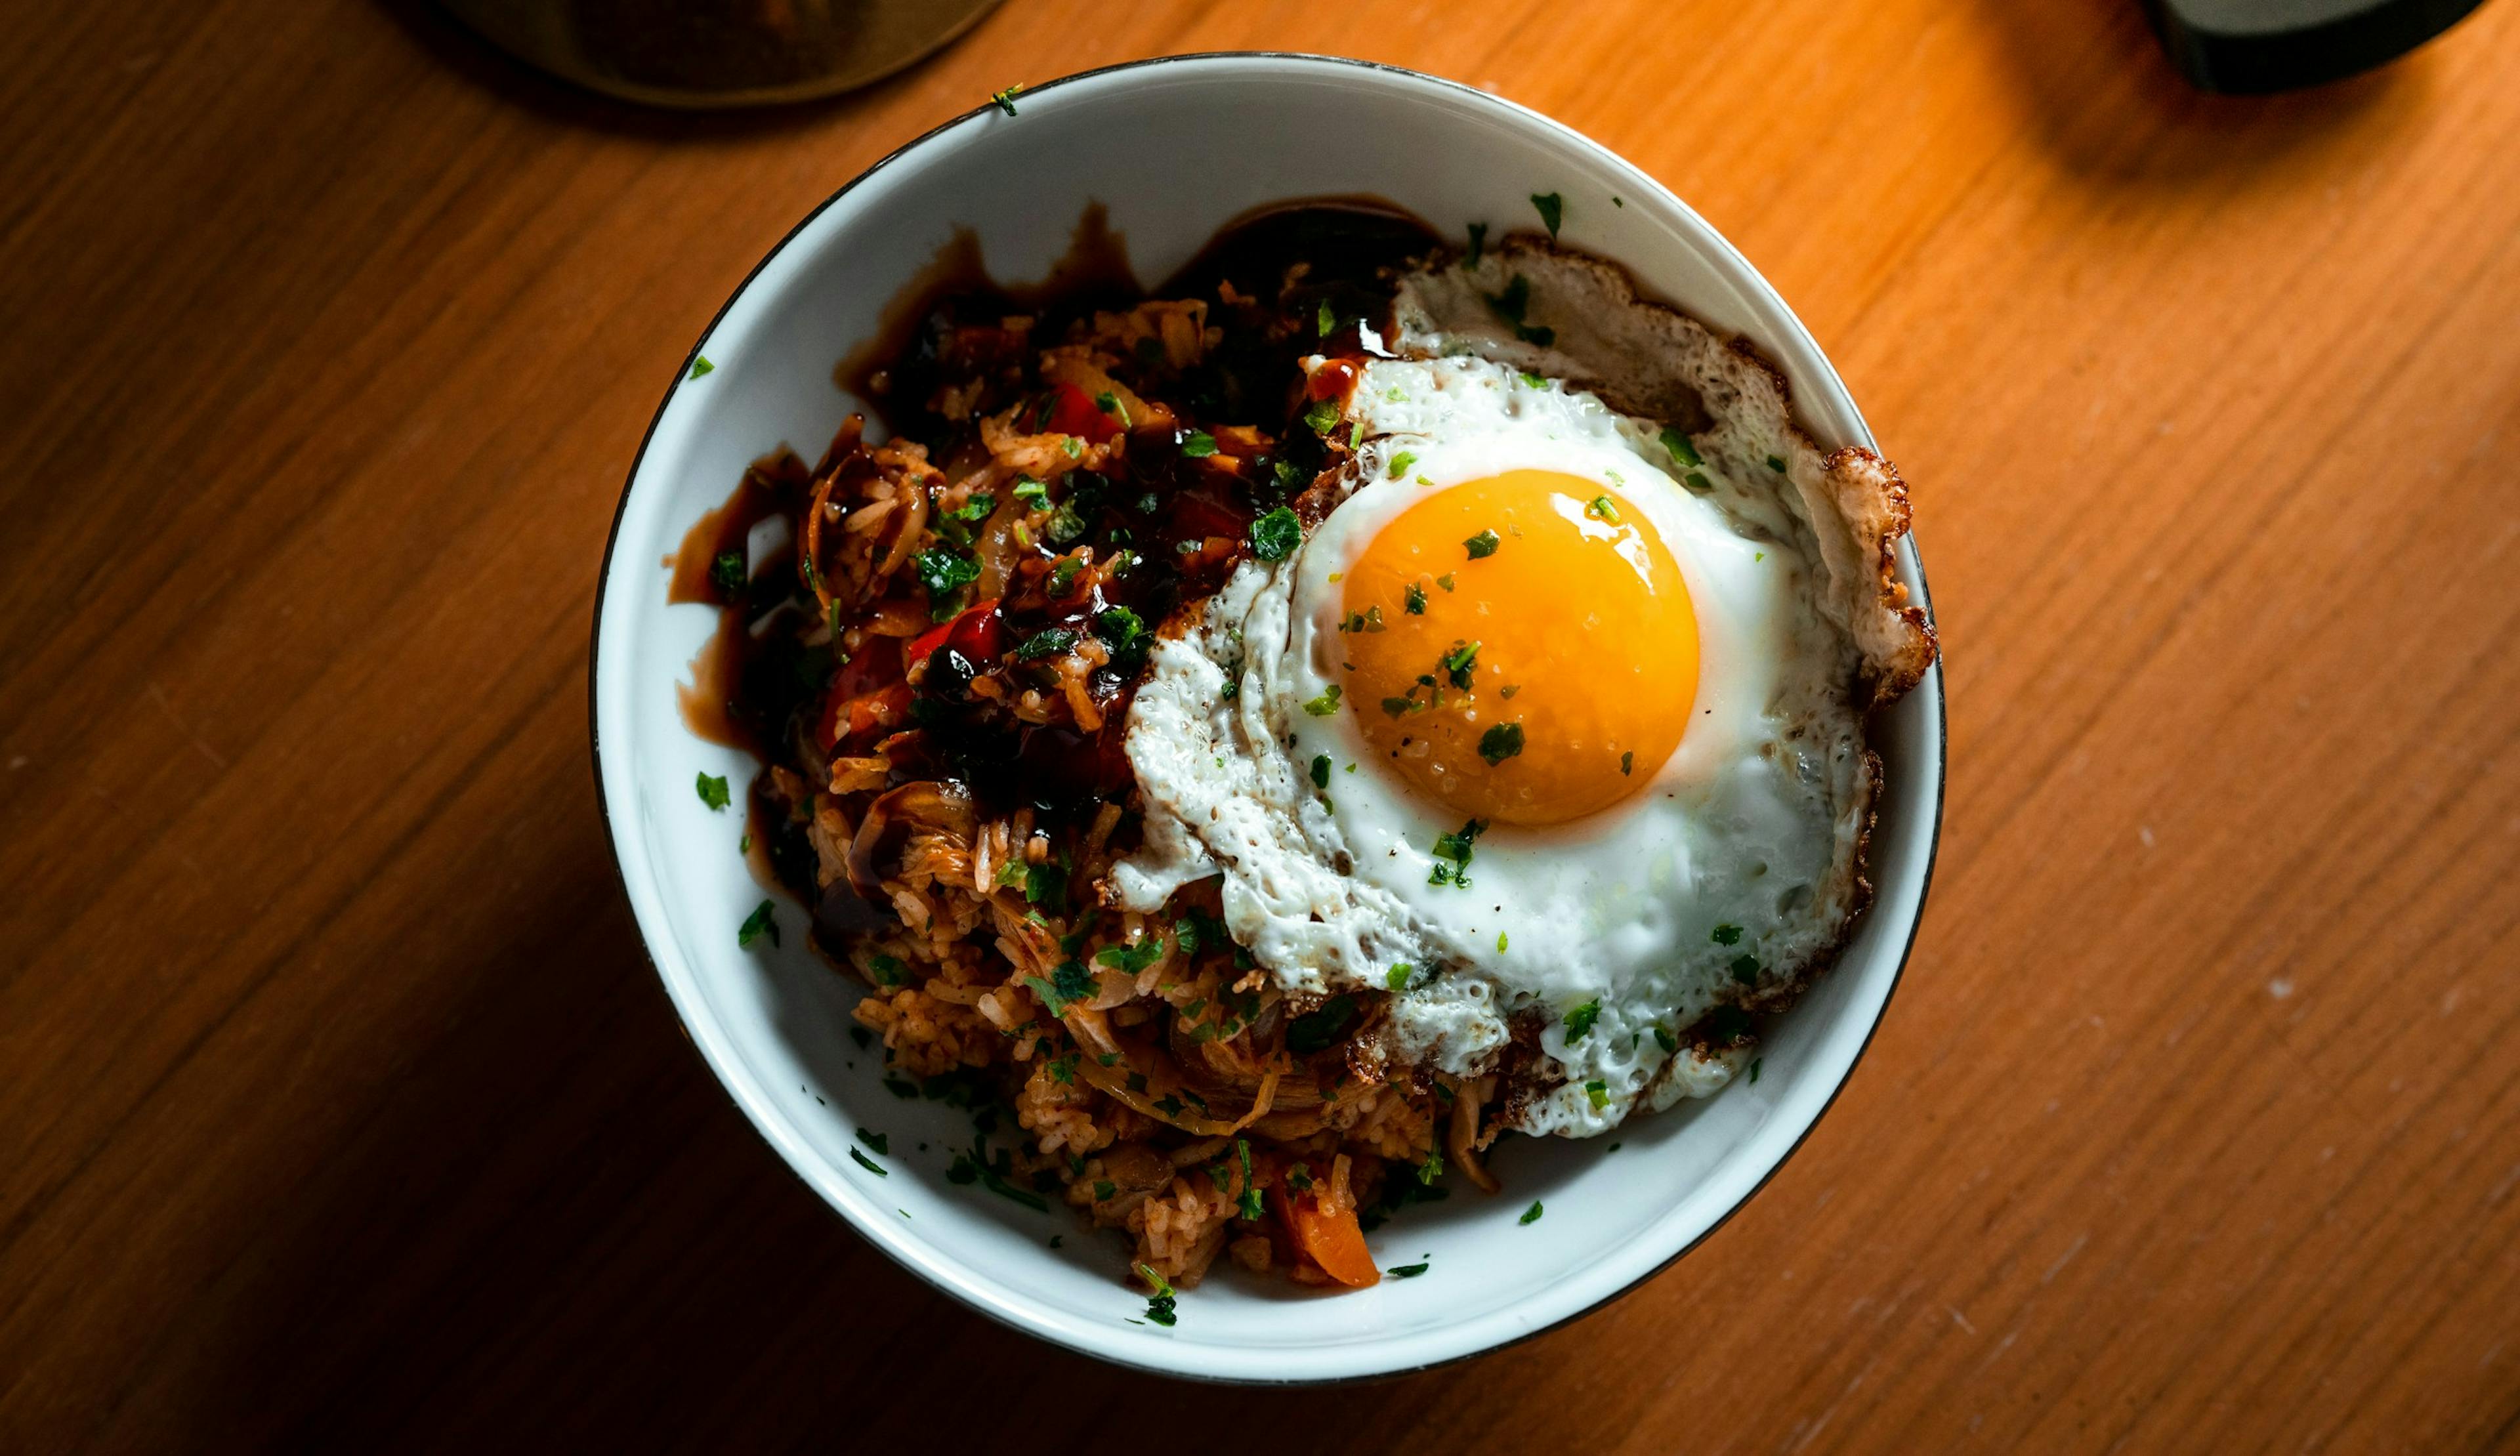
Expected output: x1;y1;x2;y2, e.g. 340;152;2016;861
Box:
1278;1190;1379;1288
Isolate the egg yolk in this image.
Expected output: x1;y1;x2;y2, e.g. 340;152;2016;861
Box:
1337;470;1698;826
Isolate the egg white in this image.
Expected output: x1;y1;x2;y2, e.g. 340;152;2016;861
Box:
1117;354;1873;1135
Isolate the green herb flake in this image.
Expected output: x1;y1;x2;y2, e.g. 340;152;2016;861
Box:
696;772;730;811
1015;627;1078;661
1060;436;1084;461
849;1148;889;1176
1463;529;1500;559
1095;935;1166;976
1302;684;1343;717
1437;573;1457;591
1012;475;1051;510
1311;753;1332;790
856;1128;889;1154
1387;1262;1430;1279
1387;449;1418;478
1730;954;1761;986
1712;924;1744;946
1285;995;1358;1055
1584;1079;1610;1111
1530;192;1563;238
1768;455;1788;473
1250;506;1303;562
1022;959;1097;1015
1385;963;1413;991
1520;1201;1544;1225
1137;1263;1179;1325
868;953;908;988
1095;604;1147;655
1022;860;1069;910
1620;751;1634;776
1519;369;1547;389
1443;639;1481;688
1317;298;1337;337
1395;583;1425;618
709;550;746;594
1497;931;1509;953
913;546;979;604
1563;999;1602;1042
1180;430;1217;458
1427;818;1486;888
1653;1025;1679;1054
738;900;779;949
1479;722;1525;765
991;83;1025;115
1586;495;1622;524
687;356;714;380
1660;426;1702;467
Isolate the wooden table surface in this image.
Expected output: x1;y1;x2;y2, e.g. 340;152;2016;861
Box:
8;0;2520;1449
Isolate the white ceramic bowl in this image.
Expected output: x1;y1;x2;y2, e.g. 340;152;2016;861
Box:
591;52;1944;1383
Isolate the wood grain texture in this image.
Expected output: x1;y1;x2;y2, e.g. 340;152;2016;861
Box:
5;0;2518;1449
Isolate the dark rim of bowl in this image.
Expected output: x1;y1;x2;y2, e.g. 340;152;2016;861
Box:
585;49;1948;1388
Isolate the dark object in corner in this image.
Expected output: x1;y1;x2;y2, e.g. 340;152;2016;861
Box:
2140;0;2490;92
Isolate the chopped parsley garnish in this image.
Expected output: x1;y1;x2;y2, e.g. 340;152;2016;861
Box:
1586;495;1622;524
1048;1056;1076;1085
1530;191;1563;238
1317;299;1337;336
1519;369;1547;389
1250;505;1303;561
1465;221;1488;267
1095;604;1147;655
1486;274;1530;325
1653;1025;1679;1054
1442;640;1481;688
1386;963;1413;991
1463;529;1500;559
1348;420;1364;450
1022;859;1068;910
687;356;713;379
1682;470;1714;493
1179;430;1217;458
913;546;980;606
856;1128;889;1154
737;900;779;949
1730;954;1761;986
1011;475;1050;509
849;1148;888;1176
1711;923;1744;945
1286;995;1358;1054
1060;436;1085;460
1387;1262;1429;1279
1302;684;1342;717
1767;455;1788;472
1391;586;1422;621
1479;722;1525;765
1310;754;1332;790
1015;627;1077;661
1563;999;1602;1042
1428;818;1486;888
1045;554;1083;596
709;550;746;594
1388;449;1418;478
1497;931;1509;952
1660;426;1701;467
868;953;908;987
696;772;730;811
1584;1079;1610;1111
1023;959;1097;1015
950;492;996;524
1620;751;1634;776
1302;399;1340;435
1093;1180;1116;1201
1137;1264;1179;1325
1339;606;1386;634
1096;936;1166;976
1417;1149;1444;1184
1093;390;1129;425
1235;1139;1265;1219
1172;906;1228;957
1436;573;1456;591
991;83;1024;115
1520;1201;1544;1225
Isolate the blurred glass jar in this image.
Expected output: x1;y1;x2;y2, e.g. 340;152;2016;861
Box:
438;0;1005;108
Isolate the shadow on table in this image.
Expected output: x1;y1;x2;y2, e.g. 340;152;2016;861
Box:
180;787;1553;1451
1971;0;2437;192
366;0;887;142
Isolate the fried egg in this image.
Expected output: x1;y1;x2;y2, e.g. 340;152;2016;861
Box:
1114;242;1931;1136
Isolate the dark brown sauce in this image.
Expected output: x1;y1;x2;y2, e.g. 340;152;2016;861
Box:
673;196;1450;856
